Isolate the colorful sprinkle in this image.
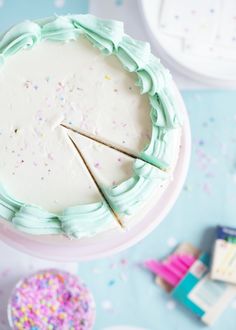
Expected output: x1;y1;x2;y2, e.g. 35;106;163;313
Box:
8;269;96;330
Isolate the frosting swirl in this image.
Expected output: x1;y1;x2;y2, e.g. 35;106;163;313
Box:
13;205;61;235
41;16;77;41
0;186;119;238
60;202;117;238
0;185;22;220
103;159;169;216
71;14;124;54
116;35;151;71
0;21;41;58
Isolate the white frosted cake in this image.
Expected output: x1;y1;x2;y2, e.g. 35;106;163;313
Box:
0;15;183;239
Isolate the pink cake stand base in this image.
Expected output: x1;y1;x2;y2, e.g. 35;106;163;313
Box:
0;90;191;262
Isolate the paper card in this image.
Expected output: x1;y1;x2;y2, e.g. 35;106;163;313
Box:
171;253;236;326
183;40;236;62
215;0;236;48
211;226;236;284
159;0;221;43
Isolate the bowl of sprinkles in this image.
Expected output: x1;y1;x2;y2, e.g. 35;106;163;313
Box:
8;269;96;330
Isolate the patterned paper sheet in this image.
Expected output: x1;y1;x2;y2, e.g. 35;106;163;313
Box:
160;0;236;60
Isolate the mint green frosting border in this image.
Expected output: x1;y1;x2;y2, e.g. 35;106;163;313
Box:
0;14;183;237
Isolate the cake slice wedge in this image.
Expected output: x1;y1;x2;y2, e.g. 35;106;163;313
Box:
68;130;171;227
0;125;120;238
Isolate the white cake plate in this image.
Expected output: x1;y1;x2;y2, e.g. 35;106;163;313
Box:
139;0;236;88
0;87;191;262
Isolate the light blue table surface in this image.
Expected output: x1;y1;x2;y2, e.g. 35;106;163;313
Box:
0;0;88;31
0;1;236;329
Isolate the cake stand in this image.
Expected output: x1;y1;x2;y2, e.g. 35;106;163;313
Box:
0;87;191;262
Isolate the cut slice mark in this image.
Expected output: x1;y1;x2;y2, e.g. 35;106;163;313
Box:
67;130;172;229
61;124;138;158
67;134;124;229
60;124;168;172
67;130;134;187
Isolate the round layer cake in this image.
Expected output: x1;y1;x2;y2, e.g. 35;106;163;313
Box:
0;15;183;239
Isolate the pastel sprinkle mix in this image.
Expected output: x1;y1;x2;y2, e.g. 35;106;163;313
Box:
8;269;95;330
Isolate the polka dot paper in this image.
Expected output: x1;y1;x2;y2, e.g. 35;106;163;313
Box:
160;0;221;44
160;0;236;61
